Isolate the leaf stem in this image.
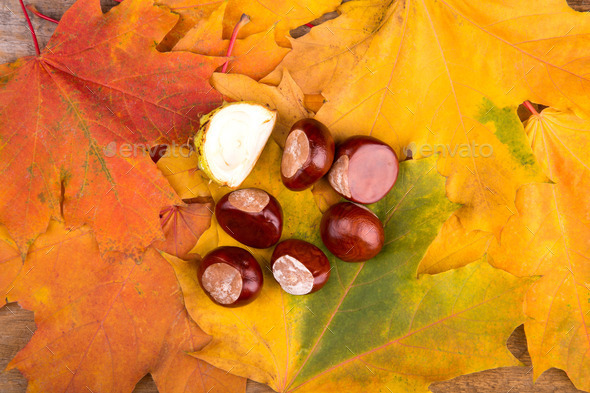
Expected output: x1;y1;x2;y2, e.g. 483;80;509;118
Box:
25;4;59;23
19;0;40;56
221;13;250;73
160;206;177;227
523;101;539;116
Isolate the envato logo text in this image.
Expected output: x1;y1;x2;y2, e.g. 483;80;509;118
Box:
103;141;193;159
405;142;493;158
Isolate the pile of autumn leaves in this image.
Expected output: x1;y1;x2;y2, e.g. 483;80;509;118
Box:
1;0;590;392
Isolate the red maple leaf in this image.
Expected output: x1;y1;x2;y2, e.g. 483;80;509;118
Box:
0;0;225;259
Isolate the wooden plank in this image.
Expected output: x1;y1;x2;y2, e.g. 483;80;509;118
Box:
1;0;589;392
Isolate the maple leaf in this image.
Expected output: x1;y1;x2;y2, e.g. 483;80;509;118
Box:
165;141;532;393
155;198;214;260
157;0;341;49
261;0;388;93
221;0;341;48
149;144;218;259
155;0;224;51
417;215;495;275
0;0;226;259
151;306;246;393
261;0;590;240
173;2;291;81
155;145;212;200
488;108;590;391
4;221;245;393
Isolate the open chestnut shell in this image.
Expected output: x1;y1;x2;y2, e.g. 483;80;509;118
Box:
320;202;384;262
271;239;331;295
328;136;398;204
281;118;335;191
215;188;283;248
198;246;263;307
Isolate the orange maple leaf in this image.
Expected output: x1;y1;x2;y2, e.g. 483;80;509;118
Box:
5;221;244;393
155;198;214;260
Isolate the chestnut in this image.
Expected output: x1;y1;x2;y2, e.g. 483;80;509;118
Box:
198;246;263;307
281;118;335;191
149;144;168;163
328;136;398;204
271;239;331;295
215;188;283;248
320;202;384;262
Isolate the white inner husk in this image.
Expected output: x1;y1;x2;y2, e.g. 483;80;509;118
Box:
204;103;276;188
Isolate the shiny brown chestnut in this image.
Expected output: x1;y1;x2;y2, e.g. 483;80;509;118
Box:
281;118;335;191
198;246;263;307
215;188;283;248
271;239;331;295
320;202;384;262
328;136;398;204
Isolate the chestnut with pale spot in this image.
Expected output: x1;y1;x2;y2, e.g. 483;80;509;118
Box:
281;118;335;191
198;246;263;307
320;202;384;262
271;239;331;295
328;136;398;204
216;188;283;248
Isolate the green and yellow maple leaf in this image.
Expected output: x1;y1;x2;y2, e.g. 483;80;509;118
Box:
166;142;532;393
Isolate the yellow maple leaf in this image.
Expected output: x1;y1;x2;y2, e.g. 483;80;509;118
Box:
262;0;590;239
417;214;495;275
157;0;340;49
173;2;290;80
156;145;212;200
155;0;224;50
222;0;341;47
489;108;590;391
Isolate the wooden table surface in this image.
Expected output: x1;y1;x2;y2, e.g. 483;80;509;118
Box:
0;0;589;392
